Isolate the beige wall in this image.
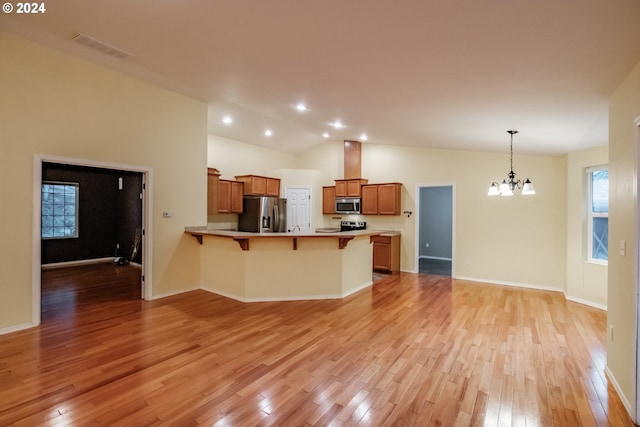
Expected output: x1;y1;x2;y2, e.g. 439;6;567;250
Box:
298;142;567;290
208;134;295;180
607;59;640;415
0;32;208;331
565;146;608;308
274;168;332;233
207;135;296;228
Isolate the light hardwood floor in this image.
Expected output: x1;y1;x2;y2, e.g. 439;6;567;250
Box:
0;263;634;426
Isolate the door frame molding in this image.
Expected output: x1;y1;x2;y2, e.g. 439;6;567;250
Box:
634;115;640;423
32;154;153;327
414;183;456;275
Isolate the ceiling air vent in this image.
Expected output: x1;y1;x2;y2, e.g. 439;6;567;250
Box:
71;33;135;60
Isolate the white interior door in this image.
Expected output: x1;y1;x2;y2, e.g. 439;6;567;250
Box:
285;186;311;232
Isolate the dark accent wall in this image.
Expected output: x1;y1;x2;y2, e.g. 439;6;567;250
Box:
41;163;142;264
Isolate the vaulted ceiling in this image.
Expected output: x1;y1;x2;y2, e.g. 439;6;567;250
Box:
3;0;640;155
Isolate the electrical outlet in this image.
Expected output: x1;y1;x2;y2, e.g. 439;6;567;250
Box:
425;243;429;248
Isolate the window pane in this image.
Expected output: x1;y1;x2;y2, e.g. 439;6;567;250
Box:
41;182;78;239
591;170;608;213
592;217;608;260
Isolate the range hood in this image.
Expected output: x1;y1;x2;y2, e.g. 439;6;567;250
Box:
344;140;362;179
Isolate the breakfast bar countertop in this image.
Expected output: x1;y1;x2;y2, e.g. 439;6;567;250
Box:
184;226;387;251
184;226;382;238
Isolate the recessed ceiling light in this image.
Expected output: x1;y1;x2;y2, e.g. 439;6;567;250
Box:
222;115;232;125
331;121;344;129
295;103;307;112
360;133;368;141
323;132;330;138
264;130;272;137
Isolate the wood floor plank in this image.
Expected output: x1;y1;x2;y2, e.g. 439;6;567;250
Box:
0;264;634;426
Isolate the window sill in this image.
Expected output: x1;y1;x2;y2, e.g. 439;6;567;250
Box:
585;260;608;267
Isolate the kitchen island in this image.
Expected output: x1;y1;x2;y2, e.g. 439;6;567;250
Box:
185;226;383;302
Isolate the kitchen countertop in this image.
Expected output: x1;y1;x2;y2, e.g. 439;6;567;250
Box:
184;226;388;250
377;231;401;236
185;226;382;238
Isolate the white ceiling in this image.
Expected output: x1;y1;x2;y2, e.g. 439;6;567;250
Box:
3;0;640;155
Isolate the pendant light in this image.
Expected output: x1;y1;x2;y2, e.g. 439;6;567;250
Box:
488;130;535;196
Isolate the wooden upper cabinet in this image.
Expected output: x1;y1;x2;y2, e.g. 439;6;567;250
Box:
229;181;244;213
361;185;378;215
361;183;402;215
235;175;280;197
207;168;221;215
265;178;280;197
343;140;362;179
335;179;368;197
217;179;231;213
377;183;402;215
217;179;244;214
322;186;336;214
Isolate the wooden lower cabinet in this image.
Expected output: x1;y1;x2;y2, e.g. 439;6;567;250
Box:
372;233;400;273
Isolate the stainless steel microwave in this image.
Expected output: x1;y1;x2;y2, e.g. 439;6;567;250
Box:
335;197;361;214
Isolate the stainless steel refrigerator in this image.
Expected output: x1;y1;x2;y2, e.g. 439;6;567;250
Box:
238;196;287;232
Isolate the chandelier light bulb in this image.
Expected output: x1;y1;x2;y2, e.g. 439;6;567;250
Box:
522;178;536;195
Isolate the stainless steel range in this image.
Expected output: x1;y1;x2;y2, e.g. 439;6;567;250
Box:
340;221;366;232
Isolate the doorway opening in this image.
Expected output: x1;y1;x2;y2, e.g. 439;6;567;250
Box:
32;155;152;327
417;185;454;276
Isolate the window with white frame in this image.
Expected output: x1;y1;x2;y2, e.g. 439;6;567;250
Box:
41;181;79;239
586;166;608;262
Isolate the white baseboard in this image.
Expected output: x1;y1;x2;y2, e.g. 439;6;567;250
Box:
343;280;373;298
244;293;344;303
201;288;246;302
604;365;634;421
455;276;608;311
41;257;114;270
201;281;373;303
0;322;33;336
565;295;607;311
454;275;565;294
150;287;199;300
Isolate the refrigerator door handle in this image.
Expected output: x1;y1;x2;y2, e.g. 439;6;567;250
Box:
273;204;279;231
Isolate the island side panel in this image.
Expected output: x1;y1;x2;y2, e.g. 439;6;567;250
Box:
341;236;374;296
200;236;247;301
244;238;343;301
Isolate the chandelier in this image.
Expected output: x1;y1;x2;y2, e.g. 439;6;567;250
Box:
488;130;535;196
